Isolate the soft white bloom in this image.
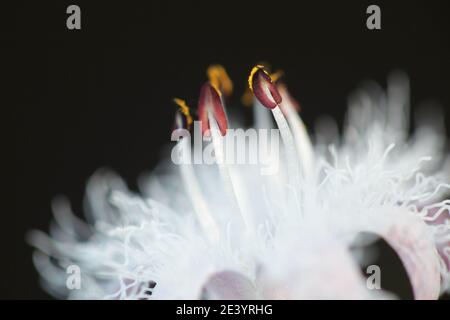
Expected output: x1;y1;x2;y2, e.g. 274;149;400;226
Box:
29;66;450;300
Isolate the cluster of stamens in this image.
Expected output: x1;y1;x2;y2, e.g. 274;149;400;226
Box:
171;64;310;238
173;64;296;136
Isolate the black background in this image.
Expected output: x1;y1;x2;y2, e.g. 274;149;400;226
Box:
7;0;450;299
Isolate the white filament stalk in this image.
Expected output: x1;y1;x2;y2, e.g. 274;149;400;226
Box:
253;99;274;129
282;102;314;176
271;106;302;210
208;111;253;231
179;136;220;242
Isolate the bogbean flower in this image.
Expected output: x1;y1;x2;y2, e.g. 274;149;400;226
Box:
28;65;450;299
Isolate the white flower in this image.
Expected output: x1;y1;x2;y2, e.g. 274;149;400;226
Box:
28;65;450;300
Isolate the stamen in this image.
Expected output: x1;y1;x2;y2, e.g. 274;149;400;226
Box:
248;65;282;109
277;84;314;175
249;65;302;211
198;82;228;136
207;65;233;97
172;99;220;242
244;69;285;127
173;98;193;130
173;98;193;129
198;83;252;230
208;109;252;230
241;70;284;107
272;106;302;196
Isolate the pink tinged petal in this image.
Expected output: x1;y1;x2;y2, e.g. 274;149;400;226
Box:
198;82;228;136
249;66;282;109
424;207;450;280
257;234;376;299
351;209;441;299
200;271;259;300
423;206;449;226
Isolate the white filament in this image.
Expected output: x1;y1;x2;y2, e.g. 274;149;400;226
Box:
178;136;219;242
208;111;253;231
271;106;302;212
282;101;314;176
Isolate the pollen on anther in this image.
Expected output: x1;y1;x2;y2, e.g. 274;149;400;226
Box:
207;65;233;97
248;65;282;109
198;83;228;136
173;98;193;129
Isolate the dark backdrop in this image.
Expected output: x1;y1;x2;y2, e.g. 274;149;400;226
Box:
7;0;450;298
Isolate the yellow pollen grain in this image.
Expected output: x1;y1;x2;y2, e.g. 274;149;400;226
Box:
207;65;233;97
173;98;193;127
